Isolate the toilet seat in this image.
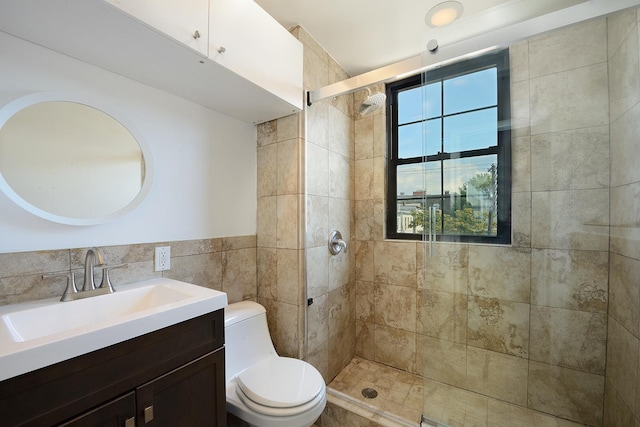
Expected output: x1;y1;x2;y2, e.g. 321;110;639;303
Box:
235;357;324;416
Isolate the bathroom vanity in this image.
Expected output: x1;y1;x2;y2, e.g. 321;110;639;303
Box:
0;278;228;426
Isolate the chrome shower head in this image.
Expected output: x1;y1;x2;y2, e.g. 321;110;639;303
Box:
359;87;386;115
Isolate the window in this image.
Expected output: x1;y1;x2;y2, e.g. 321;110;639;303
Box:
386;49;511;243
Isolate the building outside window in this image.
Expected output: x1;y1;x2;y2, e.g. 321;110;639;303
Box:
386;49;511;244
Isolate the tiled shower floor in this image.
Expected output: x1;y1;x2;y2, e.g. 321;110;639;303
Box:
328;357;586;427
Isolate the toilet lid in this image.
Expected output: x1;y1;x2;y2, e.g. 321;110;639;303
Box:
236;357;324;408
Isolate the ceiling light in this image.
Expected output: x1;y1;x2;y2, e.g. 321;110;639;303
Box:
425;1;464;28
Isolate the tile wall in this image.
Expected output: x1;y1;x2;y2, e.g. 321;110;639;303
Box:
353;18;611;426
0;236;257;306
604;8;640;427
256;26;356;375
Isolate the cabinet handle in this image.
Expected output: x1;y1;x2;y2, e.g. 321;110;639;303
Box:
144;405;154;423
193;30;200;39
217;46;226;54
125;417;136;427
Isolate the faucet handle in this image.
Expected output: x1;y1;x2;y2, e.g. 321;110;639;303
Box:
98;264;127;293
43;271;78;302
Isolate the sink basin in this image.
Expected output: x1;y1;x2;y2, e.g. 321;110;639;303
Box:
0;278;227;381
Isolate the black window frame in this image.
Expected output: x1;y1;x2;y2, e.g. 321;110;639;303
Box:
386;49;511;244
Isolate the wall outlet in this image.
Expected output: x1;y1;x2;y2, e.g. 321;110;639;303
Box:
154;246;171;271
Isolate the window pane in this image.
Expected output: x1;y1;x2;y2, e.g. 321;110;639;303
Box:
397;162;441;198
396;162;442;235
440;155;498;236
398;83;441;124
444;68;497;115
443;108;497;152
398;119;441;158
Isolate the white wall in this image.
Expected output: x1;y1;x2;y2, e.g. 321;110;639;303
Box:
0;31;257;253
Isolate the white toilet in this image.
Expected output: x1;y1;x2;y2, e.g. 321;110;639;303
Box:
224;301;326;427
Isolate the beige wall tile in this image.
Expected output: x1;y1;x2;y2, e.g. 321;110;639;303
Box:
355;240;374;283
604;379;636;427
374;283;416;332
355;116;374;160
606;317;639;410
354;158;374;201
164;252;222;290
468;246;531;303
531;188;609;251
528;361;604;425
257;143;277;197
328;282;355;336
528;18;607;79
277;138;300;195
276;195;299;249
0;273;67;305
417;289;467;344
418;242;468;293
355;319;375;360
374;324;416;373
328;322;356;380
509;40;530;83
328;198;351;242
329;151;351;199
531;126;610;191
307;102;329;149
306;195;329;248
609;253;640;336
608;9;638;58
327;107;353;159
609;19;640;123
530;63;609;135
307;293;329;354
306;246;329;299
276;113;300;142
257;247;277;300
417;335;467;388
307;141;330;196
611;104;640;187
466;346;528;406
467;296;530;358
531;249;608;312
257;120;276;147
530;306;607;375
276;249;300;305
512;192;532;248
328;249;350;291
374;241;416;287
257;196;277;248
303;47;329;95
0;250;69;279
222;235;256;251
222;248;257;303
512;135;531;193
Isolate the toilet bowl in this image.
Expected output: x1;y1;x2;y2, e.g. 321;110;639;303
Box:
224;301;326;427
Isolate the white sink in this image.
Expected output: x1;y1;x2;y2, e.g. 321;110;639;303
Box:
0;278;227;381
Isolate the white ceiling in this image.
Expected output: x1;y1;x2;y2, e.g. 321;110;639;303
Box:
255;0;640;78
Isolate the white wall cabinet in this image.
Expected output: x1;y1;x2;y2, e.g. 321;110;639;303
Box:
209;0;303;111
0;0;303;124
105;0;209;57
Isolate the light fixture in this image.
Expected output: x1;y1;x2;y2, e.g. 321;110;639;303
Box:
425;1;464;28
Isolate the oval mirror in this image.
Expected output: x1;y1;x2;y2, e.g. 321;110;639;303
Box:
0;93;153;225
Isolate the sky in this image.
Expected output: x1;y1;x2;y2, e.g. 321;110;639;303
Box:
395;67;500;196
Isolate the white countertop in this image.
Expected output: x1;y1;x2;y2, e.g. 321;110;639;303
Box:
0;278;227;381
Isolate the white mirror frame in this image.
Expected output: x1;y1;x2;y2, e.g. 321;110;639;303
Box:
0;92;154;226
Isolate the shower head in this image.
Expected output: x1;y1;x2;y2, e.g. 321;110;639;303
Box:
359;88;386;115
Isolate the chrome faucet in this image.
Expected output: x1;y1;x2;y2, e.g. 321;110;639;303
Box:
83;247;105;291
328;230;348;255
42;247;127;301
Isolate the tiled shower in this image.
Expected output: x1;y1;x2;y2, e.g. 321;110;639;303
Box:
256;8;640;427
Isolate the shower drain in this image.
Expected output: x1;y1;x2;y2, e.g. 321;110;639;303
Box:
361;387;378;399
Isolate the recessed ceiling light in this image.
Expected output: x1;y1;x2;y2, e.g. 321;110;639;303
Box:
425;1;464;28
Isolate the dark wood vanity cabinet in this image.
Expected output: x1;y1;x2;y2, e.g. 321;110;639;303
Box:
0;310;226;427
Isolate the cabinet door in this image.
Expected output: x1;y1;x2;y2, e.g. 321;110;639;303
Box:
58;392;135;427
105;0;209;56
136;349;226;426
209;0;303;109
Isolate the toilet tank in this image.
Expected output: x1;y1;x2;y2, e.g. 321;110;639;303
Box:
224;301;278;383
